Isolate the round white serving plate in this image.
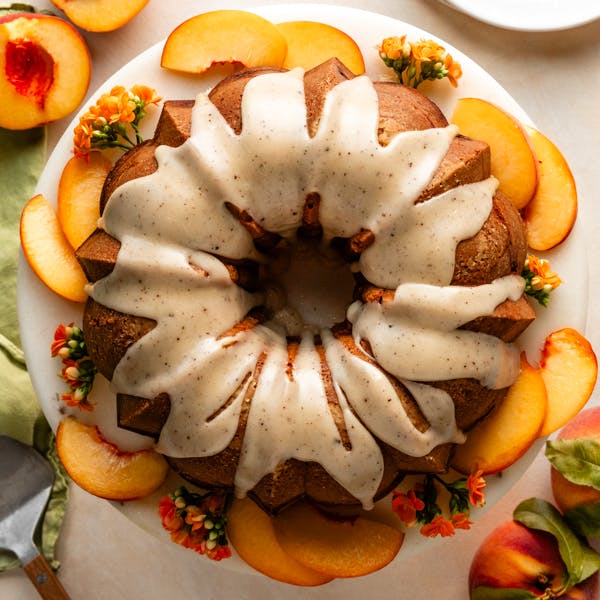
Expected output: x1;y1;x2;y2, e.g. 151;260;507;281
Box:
17;2;588;575
441;0;600;32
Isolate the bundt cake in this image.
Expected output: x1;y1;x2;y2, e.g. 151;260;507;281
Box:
76;58;535;514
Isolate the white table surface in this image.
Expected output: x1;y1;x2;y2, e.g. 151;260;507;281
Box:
2;0;599;598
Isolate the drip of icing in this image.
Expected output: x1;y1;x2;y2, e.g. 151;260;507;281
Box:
90;68;522;507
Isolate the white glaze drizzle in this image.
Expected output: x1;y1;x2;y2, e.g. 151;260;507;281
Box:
91;69;523;508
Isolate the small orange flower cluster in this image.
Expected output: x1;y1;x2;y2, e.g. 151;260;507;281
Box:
379;35;462;88
51;323;96;411
73;84;161;160
392;469;486;538
523;255;562;306
159;486;232;561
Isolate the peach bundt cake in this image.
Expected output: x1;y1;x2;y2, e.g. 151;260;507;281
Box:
76;58;535;514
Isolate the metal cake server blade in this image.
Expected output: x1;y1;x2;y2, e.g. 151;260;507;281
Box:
0;435;70;599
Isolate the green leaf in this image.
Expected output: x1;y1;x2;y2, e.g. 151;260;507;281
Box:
580;543;600;582
565;502;600;538
546;439;600;490
513;498;594;588
471;586;537;600
0;3;36;14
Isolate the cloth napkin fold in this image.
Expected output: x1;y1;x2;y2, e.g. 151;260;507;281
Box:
0;126;68;571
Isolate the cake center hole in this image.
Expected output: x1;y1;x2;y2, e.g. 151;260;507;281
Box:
264;239;356;334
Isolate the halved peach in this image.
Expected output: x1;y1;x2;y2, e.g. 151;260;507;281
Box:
57;153;112;250
523;126;578;251
56;417;168;501
0;13;90;130
227;497;333;586
161;10;287;75
20;194;88;303
539;328;597;437
451;353;547;475
276;21;364;75
50;0;149;32
273;502;404;578
450;97;538;210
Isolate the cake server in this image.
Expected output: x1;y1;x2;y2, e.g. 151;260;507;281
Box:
0;435;70;599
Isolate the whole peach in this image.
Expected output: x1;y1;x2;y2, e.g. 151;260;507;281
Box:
469;520;598;599
551;406;600;514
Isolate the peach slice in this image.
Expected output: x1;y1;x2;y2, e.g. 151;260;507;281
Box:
57;153;112;250
451;353;547;475
276;21;365;75
523;126;578;251
227;497;333;586
539;328;598;437
161;10;287;75
450;97;538;210
20;194;88;303
56;417;168;501
0;13;90;130
50;0;149;32
273;502;404;578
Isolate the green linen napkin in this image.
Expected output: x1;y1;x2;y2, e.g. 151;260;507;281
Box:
0;126;69;571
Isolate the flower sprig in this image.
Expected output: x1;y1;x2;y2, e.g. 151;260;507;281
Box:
73;84;161;160
159;486;232;561
51;323;97;411
522;255;562;306
392;469;486;537
379;35;462;88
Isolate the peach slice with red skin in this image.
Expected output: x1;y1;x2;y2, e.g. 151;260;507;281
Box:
450;97;538;210
0;13;90;130
538;328;597;437
276;21;365;75
57;153;113;250
273;502;404;578
161;10;287;75
20;194;88;303
451;353;547;475
550;407;600;513
56;417;168;501
227;497;333;586
523;125;578;251
50;0;149;32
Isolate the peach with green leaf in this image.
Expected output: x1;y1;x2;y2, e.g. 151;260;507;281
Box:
547;407;600;536
0;12;90;130
470;500;600;599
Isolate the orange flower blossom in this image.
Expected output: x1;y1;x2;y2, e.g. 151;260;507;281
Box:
51;322;96;410
420;515;455;538
159;487;232;561
73;84;161;159
379;35;462;88
467;469;486;508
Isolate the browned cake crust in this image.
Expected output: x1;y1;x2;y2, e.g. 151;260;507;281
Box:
76;59;535;514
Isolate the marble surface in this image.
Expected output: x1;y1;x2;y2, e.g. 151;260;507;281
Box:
2;0;600;598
